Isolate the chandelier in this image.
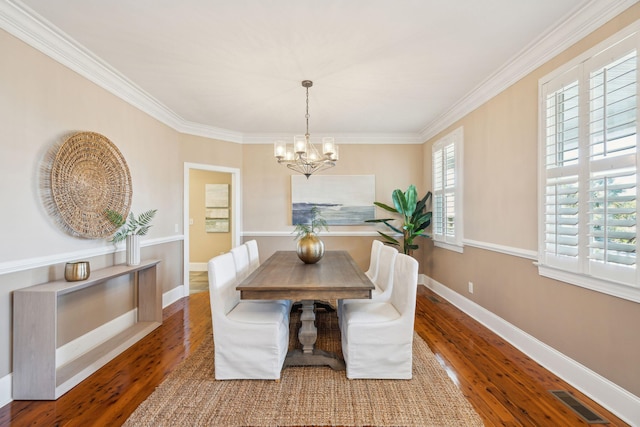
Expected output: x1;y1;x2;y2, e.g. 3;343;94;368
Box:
274;80;338;178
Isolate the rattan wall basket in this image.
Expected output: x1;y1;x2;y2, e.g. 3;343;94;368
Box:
50;131;132;238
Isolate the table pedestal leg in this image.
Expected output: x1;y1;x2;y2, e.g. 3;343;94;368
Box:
284;299;345;371
298;300;317;354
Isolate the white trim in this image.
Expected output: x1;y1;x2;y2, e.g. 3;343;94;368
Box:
0;373;11;409
433;241;464;253
56;309;137;368
1;0;635;145
189;262;208;272
242;133;423;145
183;163;241;297
425;276;640;426
463;239;538;260
162;285;185;308
0;235;183;276
241;230;381;237
538;264;640;304
419;0;639;142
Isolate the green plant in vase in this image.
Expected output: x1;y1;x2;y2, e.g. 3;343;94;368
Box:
105;209;157;265
105;209;157;243
366;185;431;256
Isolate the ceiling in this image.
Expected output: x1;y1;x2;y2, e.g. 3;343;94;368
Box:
5;1;634;143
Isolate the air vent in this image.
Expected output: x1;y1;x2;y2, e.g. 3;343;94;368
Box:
549;390;608;424
427;295;441;303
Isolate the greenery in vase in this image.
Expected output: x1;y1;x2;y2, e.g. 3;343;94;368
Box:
365;184;432;255
293;206;328;240
105;209;157;243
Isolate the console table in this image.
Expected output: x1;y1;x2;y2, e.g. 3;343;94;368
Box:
12;259;161;400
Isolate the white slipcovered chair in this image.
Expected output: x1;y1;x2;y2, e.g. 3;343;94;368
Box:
245;239;260;273
338;244;398;330
230;245;251;281
232;243;292;311
340;253;419;379
208;252;290;380
364;239;384;281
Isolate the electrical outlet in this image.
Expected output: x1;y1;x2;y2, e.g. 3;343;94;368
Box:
468;281;474;294
174;224;179;233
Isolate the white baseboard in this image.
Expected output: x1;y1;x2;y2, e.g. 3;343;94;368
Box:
0;373;11;409
1;286;187;407
189;262;208;272
162;285;185;308
423;274;640;426
56;309;137;368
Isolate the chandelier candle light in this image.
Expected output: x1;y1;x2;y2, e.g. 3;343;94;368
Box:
274;80;338;178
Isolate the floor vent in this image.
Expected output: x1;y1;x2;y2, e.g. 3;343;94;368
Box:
427;295;441;304
549;390;609;424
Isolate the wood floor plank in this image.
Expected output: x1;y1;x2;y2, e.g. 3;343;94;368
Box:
0;286;630;426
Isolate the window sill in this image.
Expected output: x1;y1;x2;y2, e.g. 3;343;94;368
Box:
434;241;464;253
538;264;640;304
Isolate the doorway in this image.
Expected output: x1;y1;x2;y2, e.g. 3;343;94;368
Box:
183;163;241;296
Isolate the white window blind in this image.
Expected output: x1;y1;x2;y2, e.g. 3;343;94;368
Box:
432;127;463;250
540;31;639;295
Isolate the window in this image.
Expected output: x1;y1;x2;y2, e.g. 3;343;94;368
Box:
539;28;639;301
432;127;463;252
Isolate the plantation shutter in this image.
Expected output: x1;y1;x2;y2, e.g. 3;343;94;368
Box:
432;129;461;246
540;36;638;289
587;49;638;284
543;72;581;272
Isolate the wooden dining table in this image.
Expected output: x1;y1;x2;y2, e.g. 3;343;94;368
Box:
236;250;374;370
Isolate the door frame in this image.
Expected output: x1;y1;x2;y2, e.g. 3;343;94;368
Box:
183;162;242;296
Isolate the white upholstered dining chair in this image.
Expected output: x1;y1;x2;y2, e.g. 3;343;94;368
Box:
233;242;292;311
338;244;398;330
208;252;290;380
340;252;419;379
230;245;251;281
245;239;260;272
364;239;383;282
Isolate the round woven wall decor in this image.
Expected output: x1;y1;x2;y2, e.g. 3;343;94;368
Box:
51;132;132;238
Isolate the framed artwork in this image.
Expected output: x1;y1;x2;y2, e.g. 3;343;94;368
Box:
205;184;230;232
205;208;229;219
206;219;229;233
205;184;229;208
291;175;375;225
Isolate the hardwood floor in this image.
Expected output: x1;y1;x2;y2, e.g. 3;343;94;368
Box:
0;286;629;426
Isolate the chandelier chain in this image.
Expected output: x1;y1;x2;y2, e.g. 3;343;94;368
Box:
305;85;310;138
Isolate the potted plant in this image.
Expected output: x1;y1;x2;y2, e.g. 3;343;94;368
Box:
293;206;329;264
105;209;157;266
365;185;431;256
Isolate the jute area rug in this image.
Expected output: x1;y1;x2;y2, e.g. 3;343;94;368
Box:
124;307;484;427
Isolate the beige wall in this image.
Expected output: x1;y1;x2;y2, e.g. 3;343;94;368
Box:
241;143;427;271
423;4;640;396
189;169;233;263
2;0;639;407
0;30;184;377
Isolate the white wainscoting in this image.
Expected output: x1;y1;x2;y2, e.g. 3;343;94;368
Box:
422;275;640;426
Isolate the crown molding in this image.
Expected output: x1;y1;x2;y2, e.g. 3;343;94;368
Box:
419;0;639;142
2;0;638;146
178;120;244;143
242;133;423;145
0;0;245;143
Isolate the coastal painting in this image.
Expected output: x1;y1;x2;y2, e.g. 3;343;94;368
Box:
291;175;375;225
